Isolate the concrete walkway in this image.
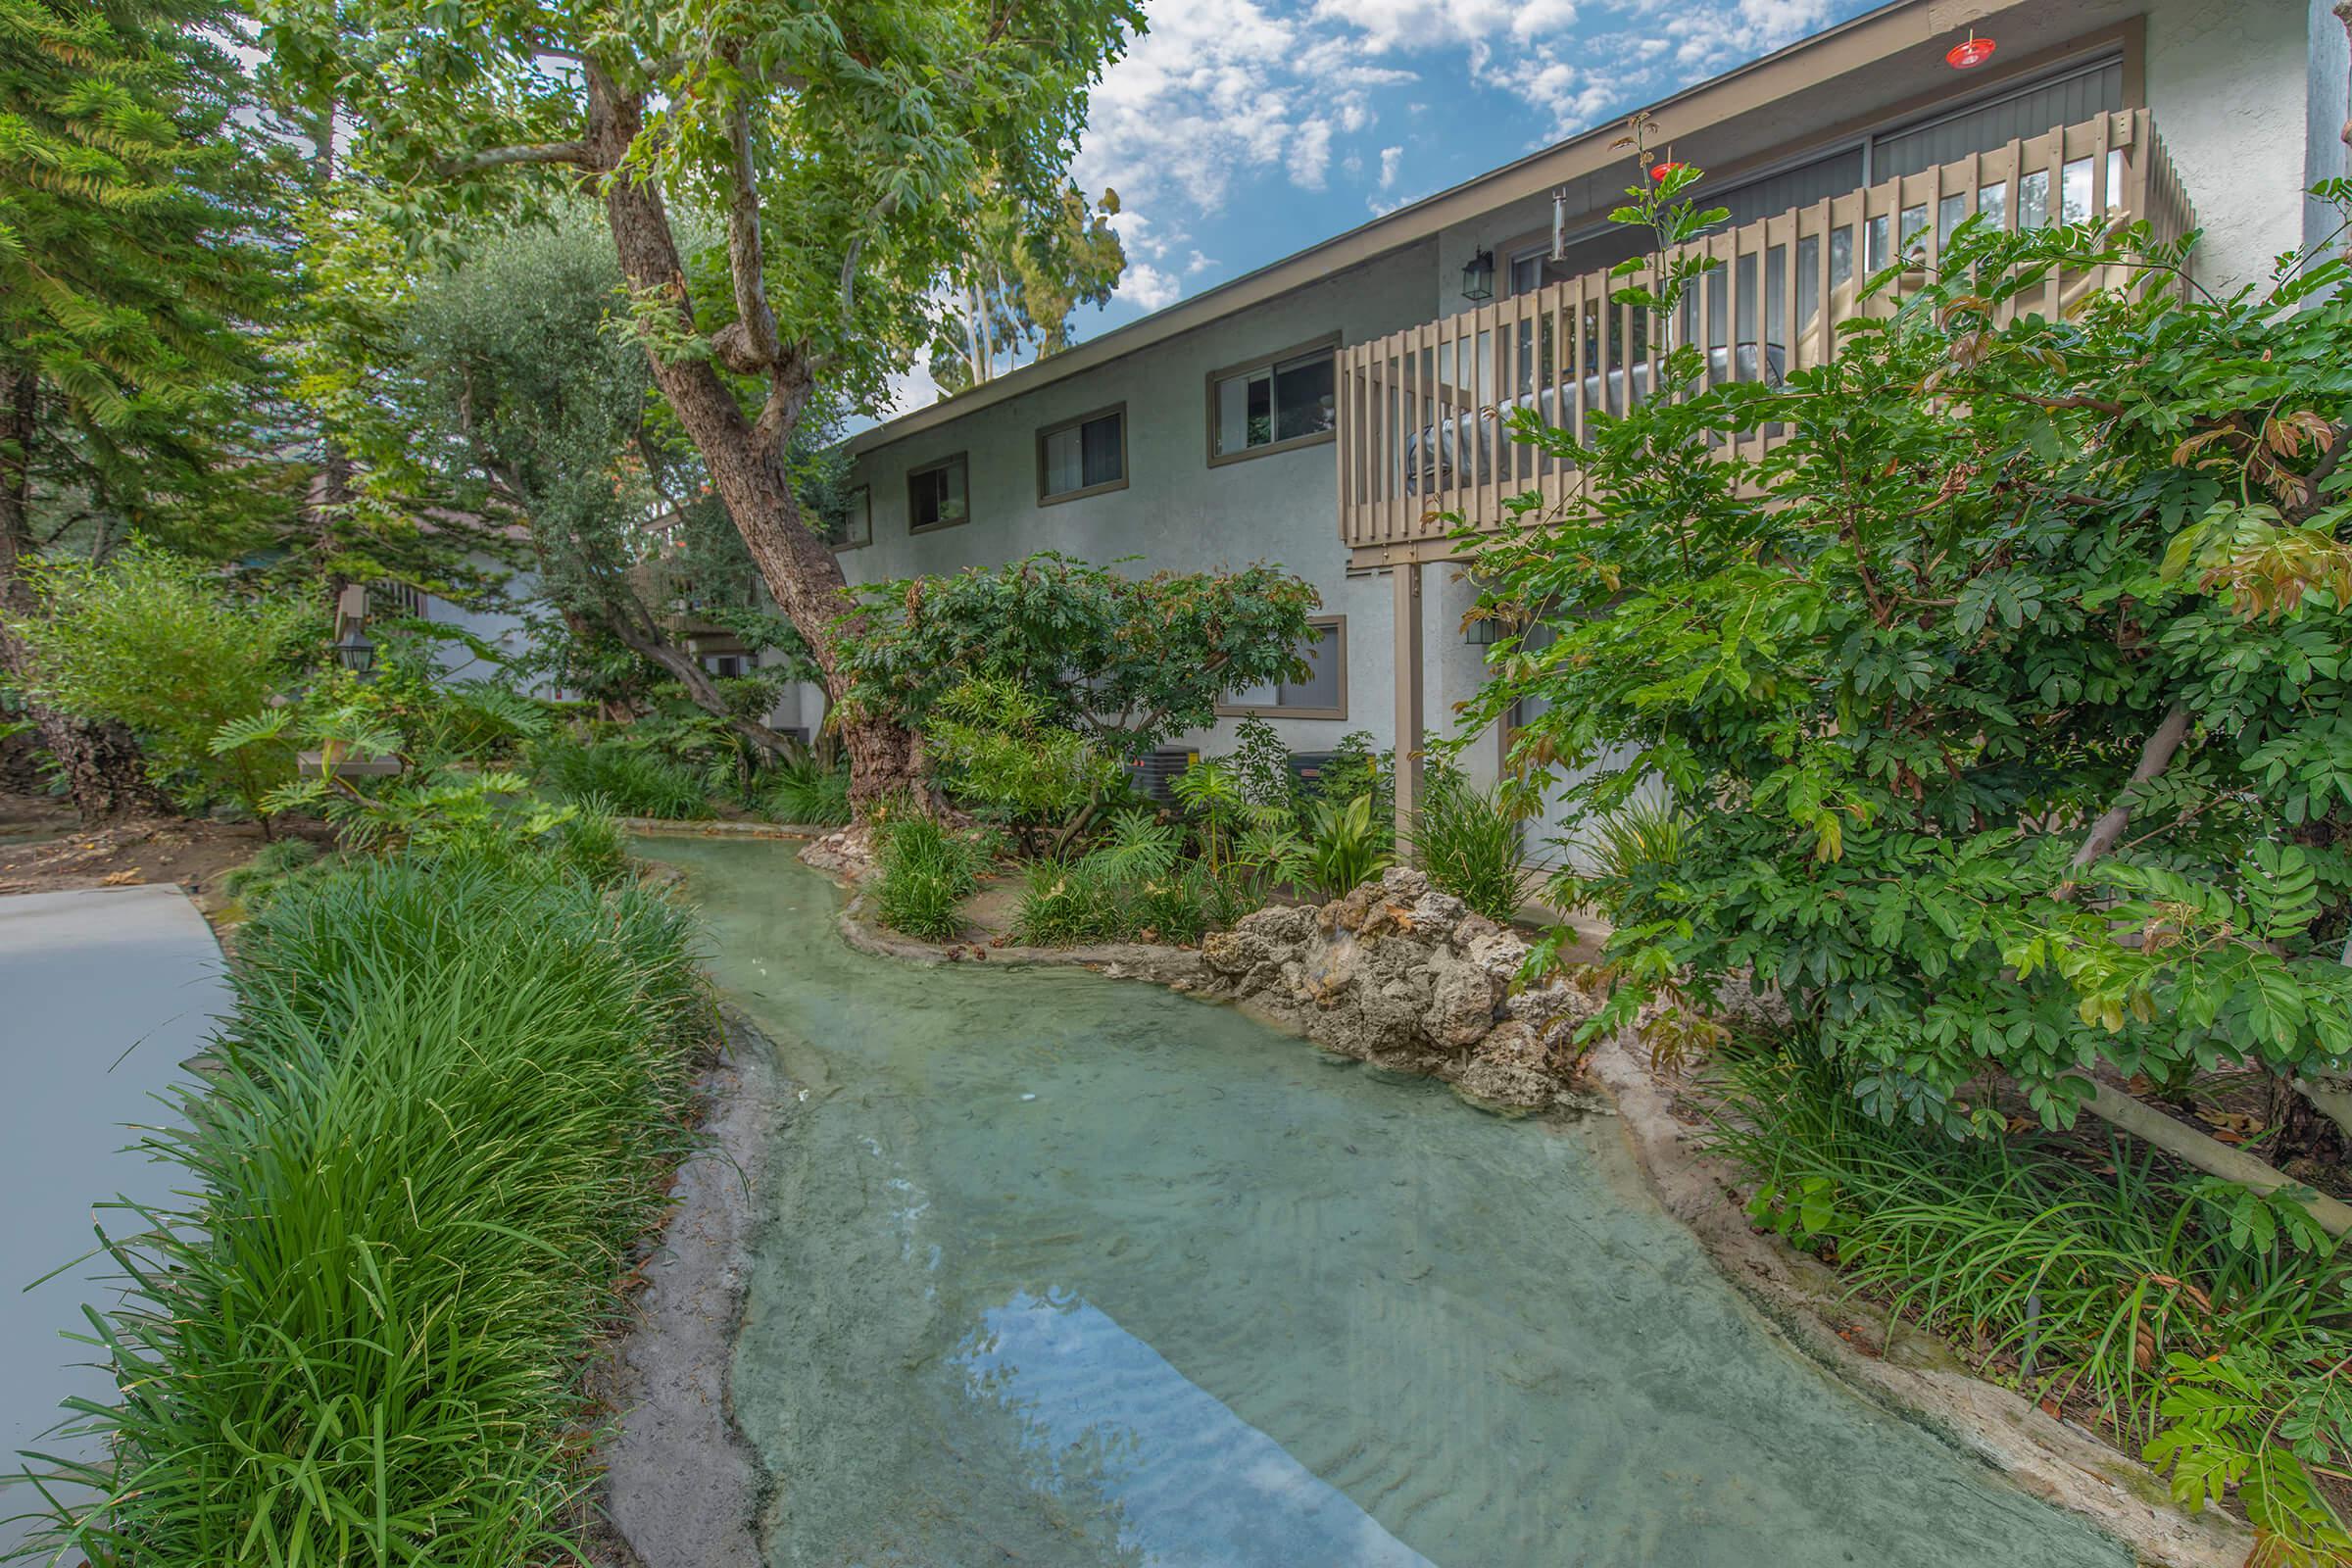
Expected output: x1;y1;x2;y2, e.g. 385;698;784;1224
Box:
0;886;229;1558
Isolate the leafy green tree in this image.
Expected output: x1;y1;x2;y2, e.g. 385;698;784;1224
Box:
262;0;1145;807
404;216;806;755
7;544;321;821
0;0;283;812
930;182;1126;395
1459;145;2352;1212
833;552;1321;762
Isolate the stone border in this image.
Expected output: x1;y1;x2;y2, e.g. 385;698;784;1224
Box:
1587;1033;2253;1568
589;1009;779;1568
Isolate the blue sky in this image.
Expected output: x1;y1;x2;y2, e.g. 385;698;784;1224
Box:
887;0;1882;413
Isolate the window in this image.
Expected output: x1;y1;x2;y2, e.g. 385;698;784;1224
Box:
1208;339;1337;464
703;653;747;679
1219;617;1346;719
907;453;969;533
1037;405;1127;504
835;485;871;550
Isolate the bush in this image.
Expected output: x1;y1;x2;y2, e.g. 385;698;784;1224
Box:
1409;765;1525;921
14;850;708;1565
1300;792;1392;900
4;543;319;815
218;837;326;915
1012;813;1228;946
759;746;852;826
532;737;711;819
1712;1042;2352;1440
874;812;984;941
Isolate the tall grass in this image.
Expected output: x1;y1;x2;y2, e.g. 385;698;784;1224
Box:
760;746;852;826
1012;813;1231;946
10;851;709;1565
1408;766;1525;921
874;812;984;941
532;737;712;819
1712;1044;2352;1436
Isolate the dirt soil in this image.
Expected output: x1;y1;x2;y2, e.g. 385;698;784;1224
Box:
0;794;327;915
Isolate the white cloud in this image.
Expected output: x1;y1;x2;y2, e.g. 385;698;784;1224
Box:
1290;119;1334;189
1184;249;1217;273
1115;263;1183;311
1377;145;1403;189
881;358;943;418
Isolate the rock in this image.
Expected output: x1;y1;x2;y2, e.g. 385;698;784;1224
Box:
1195;872;1592;1102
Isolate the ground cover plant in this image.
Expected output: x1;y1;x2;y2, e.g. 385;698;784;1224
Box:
10;847;709;1564
874;811;988;941
531;735;713;820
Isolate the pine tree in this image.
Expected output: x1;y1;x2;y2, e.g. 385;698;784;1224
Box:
0;0;281;812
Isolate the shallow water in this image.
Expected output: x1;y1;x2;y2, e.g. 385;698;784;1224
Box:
657;839;2127;1568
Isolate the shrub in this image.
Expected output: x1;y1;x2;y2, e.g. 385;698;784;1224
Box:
4;543;319;815
532;737;711;819
218;837;326;915
874;812;984;941
1012;813;1226;946
1300;792;1392;901
760;746;852;826
1409;765;1525;921
13;851;708;1565
1711;1042;2352;1441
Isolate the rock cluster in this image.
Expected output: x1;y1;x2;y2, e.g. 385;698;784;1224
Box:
1196;867;1596;1109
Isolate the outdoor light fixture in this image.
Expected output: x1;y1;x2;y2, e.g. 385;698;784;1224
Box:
1460;249;1494;301
334;625;376;675
1550;186;1569;262
1462;615;1500;647
1650;145;1689;181
1945;29;1996;69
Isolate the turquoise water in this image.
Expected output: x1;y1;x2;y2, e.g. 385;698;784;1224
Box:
656;839;2127;1568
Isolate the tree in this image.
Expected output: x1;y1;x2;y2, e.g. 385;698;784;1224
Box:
833;550;1321;760
404;216;806;755
0;0;282;813
263;0;1145;808
1458;140;2352;1224
929;182;1125;395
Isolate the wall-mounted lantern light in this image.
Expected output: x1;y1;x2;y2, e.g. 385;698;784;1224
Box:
1460;249;1495;302
334;626;376;676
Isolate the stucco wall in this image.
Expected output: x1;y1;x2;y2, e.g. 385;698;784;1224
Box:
844;240;1440;760
2311;0;2352;265
2144;0;2312;292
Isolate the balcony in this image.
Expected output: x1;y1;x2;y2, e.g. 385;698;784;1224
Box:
1334;109;2193;565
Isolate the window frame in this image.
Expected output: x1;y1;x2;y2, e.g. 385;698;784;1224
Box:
906;451;971;535
1035;402;1130;506
835;484;872;551
1204;333;1342;467
1216;615;1348;721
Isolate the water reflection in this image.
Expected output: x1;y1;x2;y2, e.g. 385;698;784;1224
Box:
959;1290;1437;1568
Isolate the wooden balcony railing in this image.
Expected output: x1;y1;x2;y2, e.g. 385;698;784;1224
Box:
1334;108;2192;563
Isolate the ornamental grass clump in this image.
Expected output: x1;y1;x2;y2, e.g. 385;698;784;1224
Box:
874;811;985;940
532;735;712;819
13;851;709;1566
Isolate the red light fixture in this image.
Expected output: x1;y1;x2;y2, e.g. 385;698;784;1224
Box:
1945;29;1995;69
1649;146;1690;181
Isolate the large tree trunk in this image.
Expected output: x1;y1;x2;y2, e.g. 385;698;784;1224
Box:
0;368;169;819
585;69;921;809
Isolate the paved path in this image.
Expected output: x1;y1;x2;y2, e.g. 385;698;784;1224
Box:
0;886;229;1557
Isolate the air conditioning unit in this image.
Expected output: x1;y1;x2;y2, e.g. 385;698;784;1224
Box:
1287;751;1340;791
1124;749;1198;802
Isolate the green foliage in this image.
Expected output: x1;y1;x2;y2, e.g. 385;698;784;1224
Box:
1407;764;1526;922
6;544;320;814
2145;1344;2352;1565
11;851;708;1565
1300;792;1393;901
1317;730;1395;823
925;674;1118;832
874;812;986;941
836;554;1322;762
531;737;712;820
1012;813;1229;946
760;745;853;827
218;837;327;916
1230;716;1298;820
1460;157;2352;1124
1712;1043;2352;1445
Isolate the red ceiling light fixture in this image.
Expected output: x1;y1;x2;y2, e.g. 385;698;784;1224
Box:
1945;29;1996;70
1649;145;1690;181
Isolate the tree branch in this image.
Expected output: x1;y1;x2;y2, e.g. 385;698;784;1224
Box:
2051;702;2189;900
2073;1076;2352;1236
721;92;781;369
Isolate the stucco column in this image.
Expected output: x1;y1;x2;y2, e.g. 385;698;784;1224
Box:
1391;561;1424;857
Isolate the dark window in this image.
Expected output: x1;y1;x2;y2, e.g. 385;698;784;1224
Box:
834;485;871;550
1211;346;1336;460
1039;408;1126;502
908;453;969;533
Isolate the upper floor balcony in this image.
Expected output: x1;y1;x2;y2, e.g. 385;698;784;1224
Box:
1333;108;2193;566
